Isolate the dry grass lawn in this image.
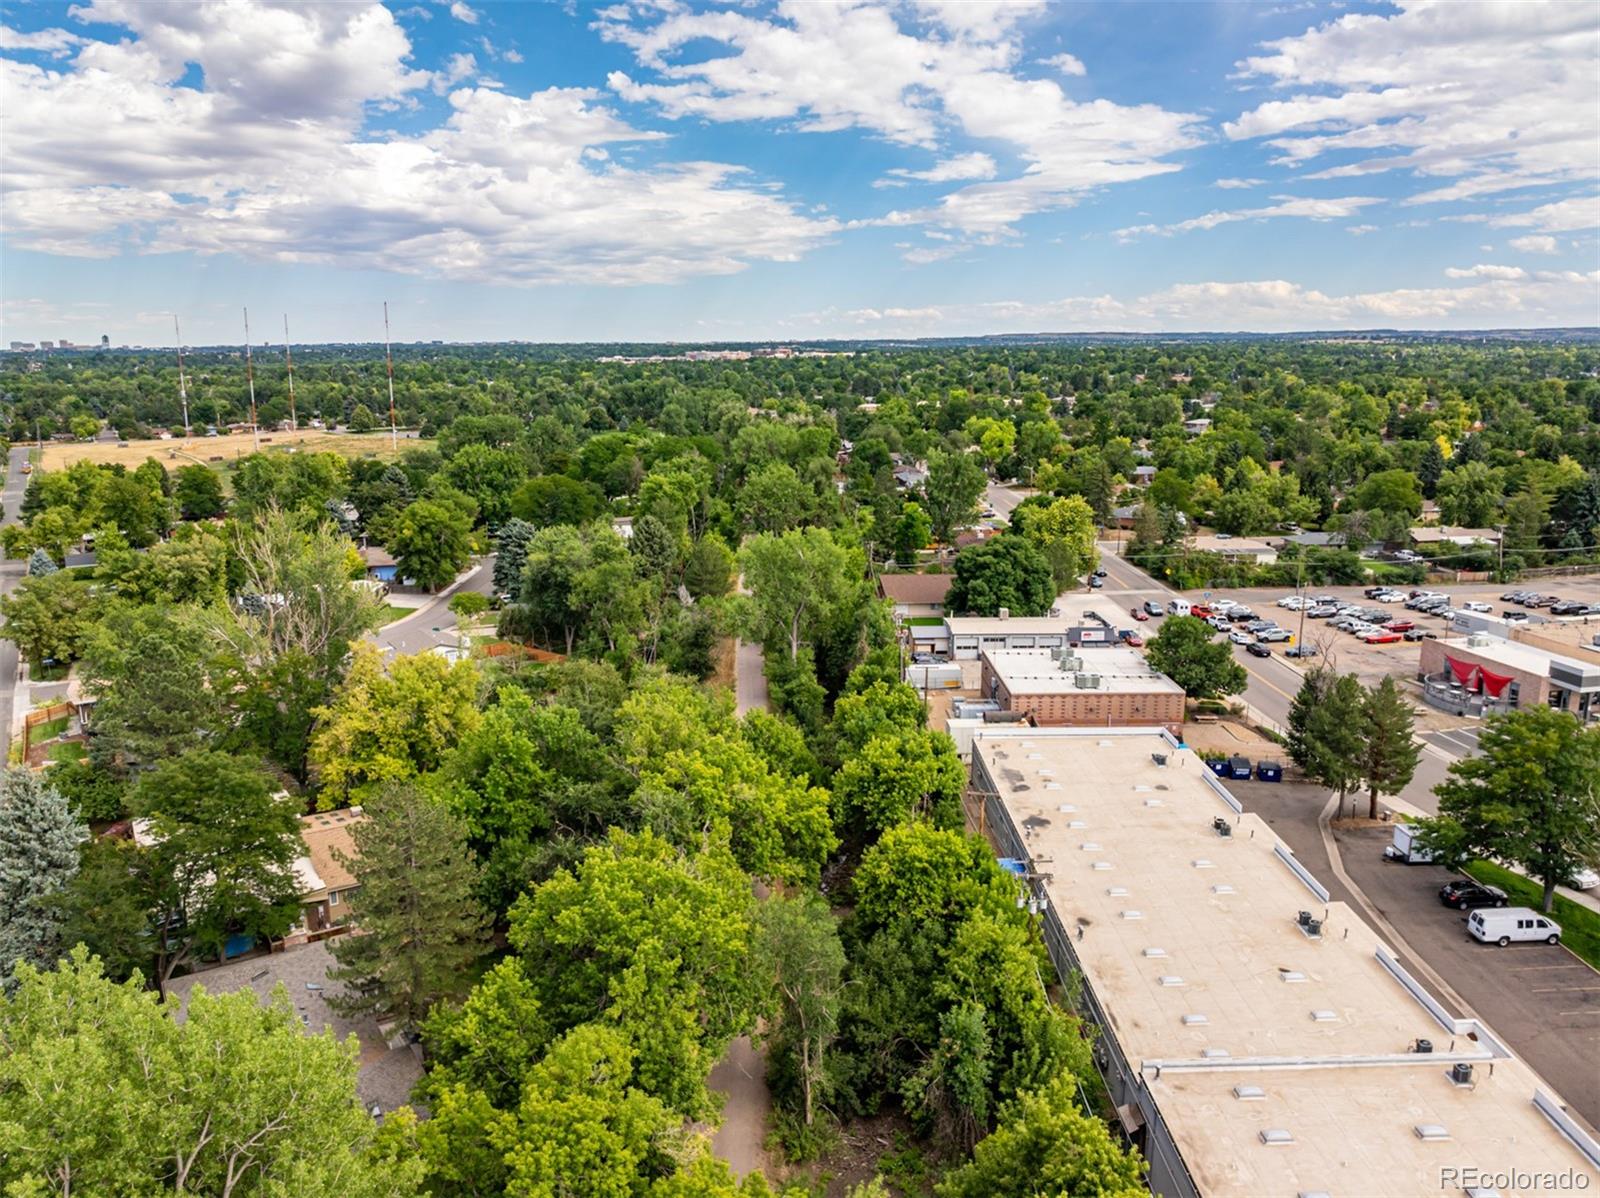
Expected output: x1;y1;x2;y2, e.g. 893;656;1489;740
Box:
38;430;432;471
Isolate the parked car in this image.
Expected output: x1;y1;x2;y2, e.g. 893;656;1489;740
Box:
1439;879;1508;910
1088;576;1103;589
1563;866;1600;891
1092;568;1108;578
1144;600;1164;616
1228;630;1252;645
1258;628;1291;642
1277;596;1305;609
1468;907;1560;947
1245;619;1275;632
1550;601;1587;615
1533;595;1560;608
1385;620;1415;633
1245;641;1272;658
1403;629;1438;641
1364;630;1403;644
1502;610;1531;622
1307;605;1339;618
1285;645;1319;658
1209;616;1232;632
1119;630;1144;648
1462;601;1493;613
1130;607;1149;621
1500;590;1532;602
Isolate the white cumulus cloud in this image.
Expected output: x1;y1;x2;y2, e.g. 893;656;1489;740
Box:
1041;52;1085;76
1114;195;1381;241
449;2;480;26
1443;264;1526;280
1509;234;1559;254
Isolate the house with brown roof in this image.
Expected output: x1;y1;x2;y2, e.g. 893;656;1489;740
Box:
878;572;954;619
282;807;366;947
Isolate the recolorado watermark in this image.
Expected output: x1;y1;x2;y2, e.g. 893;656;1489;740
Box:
1441;1167;1591;1192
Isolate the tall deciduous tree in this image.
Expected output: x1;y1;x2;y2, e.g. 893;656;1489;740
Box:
834;728;966;838
935;1076;1145;1198
173;463;226;520
1421;708;1600;912
1012;494;1100;592
0;769;83;990
891;501;933;564
390;497;474;591
922;449;987;545
757;892;846;1127
1144;615;1246;699
740;527;863;663
0;948;421;1197
328;784;490;1035
946;536;1056;617
1360;676;1421;819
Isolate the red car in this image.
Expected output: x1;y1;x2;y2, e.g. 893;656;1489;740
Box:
1190;604;1213;620
1364;631;1403;644
1385;620;1415;633
1120;631;1145;647
1130;607;1149;622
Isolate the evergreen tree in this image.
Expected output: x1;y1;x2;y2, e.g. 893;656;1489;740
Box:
328;783;490;1035
0;769;84;990
492;516;538;596
25;547;57;577
1418;440;1446;499
1360;676;1421;820
630;512;681;587
1285;668;1365;816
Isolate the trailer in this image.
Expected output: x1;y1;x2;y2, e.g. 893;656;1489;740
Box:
1382;823;1436;864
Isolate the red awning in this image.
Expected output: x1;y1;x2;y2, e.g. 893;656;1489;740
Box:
1446;656;1479;688
1480;667;1514;698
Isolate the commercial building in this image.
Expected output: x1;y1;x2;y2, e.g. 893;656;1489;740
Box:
946;616;1075;659
972;726;1600;1197
979;647;1184;732
1420;633;1600;722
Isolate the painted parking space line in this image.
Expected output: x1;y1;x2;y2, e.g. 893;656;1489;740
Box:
1531;986;1600;993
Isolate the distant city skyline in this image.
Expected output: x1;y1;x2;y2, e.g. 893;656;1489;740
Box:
1;1;1596;345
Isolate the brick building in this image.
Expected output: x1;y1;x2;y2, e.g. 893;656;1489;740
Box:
979;647;1185;732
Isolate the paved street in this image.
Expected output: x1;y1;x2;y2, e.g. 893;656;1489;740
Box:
984;479;1032;519
0;446;31;758
371;557;495;657
733;639;768;716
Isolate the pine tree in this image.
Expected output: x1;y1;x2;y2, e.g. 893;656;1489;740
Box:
1285;668;1365;816
328;783;490;1034
1418;440;1446;500
1361;676;1422;820
25;548;58;577
492;517;538;597
0;768;85;990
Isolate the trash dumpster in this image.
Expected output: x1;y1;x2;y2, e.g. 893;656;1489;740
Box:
1227;755;1252;780
1255;759;1283;783
1207;757;1230;777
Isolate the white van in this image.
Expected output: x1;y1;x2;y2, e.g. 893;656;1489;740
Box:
1167;598;1192;616
1468;907;1561;947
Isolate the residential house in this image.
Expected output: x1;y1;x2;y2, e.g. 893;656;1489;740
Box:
1182;417;1212;436
1130;465;1157;486
358;544;399;583
282;808;366;947
1188;535;1279;564
1409;525;1501;549
878;572;954;619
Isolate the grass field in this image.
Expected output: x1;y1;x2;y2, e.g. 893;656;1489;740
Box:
38;430;433;471
1464;859;1600;970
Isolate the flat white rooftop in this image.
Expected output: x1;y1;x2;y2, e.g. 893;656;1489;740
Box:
971;726;1599;1196
946;616;1075;636
984;647;1183;696
1438;634;1596;680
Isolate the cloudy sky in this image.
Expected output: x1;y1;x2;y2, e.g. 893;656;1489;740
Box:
1;0;1596;344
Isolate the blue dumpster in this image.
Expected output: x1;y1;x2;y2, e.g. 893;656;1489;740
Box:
1207;758;1230;777
1255;760;1283;783
1227;756;1252;780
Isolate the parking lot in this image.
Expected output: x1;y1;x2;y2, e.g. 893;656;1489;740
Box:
1337;825;1600;1127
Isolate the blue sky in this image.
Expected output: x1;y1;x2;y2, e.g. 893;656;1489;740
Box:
1;0;1596;345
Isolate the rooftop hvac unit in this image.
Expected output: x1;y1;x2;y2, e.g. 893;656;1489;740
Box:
1212;817;1232;837
1296;910;1323;938
1467;634;1491;647
997;607;1010;620
1450;1062;1474;1087
1413;1038;1434;1054
1151;753;1168;767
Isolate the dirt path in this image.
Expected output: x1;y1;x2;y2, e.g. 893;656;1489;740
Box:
709;1035;773;1179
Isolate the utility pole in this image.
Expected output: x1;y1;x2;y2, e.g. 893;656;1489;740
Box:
282;314;297;431
383;301;398;453
243;308;260;454
174;314;191;438
1296;553;1307;651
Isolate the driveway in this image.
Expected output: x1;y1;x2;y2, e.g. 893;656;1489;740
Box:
0;446;32;757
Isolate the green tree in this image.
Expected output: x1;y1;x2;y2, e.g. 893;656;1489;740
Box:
0;948;420;1196
493;516;539;596
510;472;604;527
135;751;304;991
328;784;490;1035
0;570;103;665
922;449;987;545
442;443;526;527
1435;461;1504;528
0;770;84;991
946;537;1056;617
1420;708;1600;912
449;590;490;624
310;644;483;802
348;401;379;432
738;461;815;533
1360;676;1421;820
834;729;966;838
936;1075;1145;1198
1144;615;1246;699
832;680;926;754
391;497;474;591
1352;469;1423;519
684;533;735;598
1013;495;1099;591
173;463;226;520
1418;439;1446;499
509;829;759;1117
757;892;846;1127
1285;668;1367;816
630;512;681;586
891;501;933;563
740;527;864;663
24;547;56;576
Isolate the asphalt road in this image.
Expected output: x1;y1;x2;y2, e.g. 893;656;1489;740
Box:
1337;824;1600;1129
985;480;1031;519
0;446;32;758
1096;543;1458;816
733;639;768;716
372;558;495;657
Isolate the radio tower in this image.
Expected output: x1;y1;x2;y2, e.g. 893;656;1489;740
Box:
282;314;297;431
174;314;191;438
383;301;398;452
243;308;261;453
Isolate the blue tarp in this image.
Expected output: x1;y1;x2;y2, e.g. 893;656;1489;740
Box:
998;858;1028;877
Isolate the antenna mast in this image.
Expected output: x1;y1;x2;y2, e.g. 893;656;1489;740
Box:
174;314;191;438
383;301;398;452
243;307;260;453
282;314;297;431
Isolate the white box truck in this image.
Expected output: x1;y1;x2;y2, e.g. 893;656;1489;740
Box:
1382;823;1435;865
1468;908;1561;947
